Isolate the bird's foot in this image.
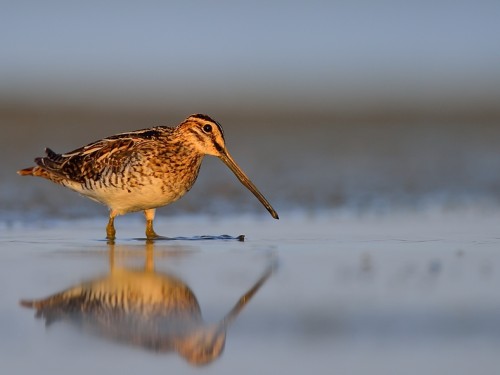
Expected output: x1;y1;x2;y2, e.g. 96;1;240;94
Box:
145;220;160;240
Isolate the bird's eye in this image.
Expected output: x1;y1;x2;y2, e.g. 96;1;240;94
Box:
203;124;212;133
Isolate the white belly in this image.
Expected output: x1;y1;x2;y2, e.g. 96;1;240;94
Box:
66;179;189;215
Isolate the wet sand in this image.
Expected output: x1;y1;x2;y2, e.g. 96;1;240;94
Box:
1;210;499;374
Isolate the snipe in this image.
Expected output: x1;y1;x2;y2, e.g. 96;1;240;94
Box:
18;114;278;239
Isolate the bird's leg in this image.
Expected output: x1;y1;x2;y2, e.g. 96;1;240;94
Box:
144;208;159;239
106;210;117;240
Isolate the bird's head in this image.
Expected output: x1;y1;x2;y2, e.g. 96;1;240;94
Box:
176;324;227;366
178;114;279;219
179;114;227;157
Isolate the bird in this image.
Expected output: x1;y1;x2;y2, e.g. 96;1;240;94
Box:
20;242;275;366
18;114;279;240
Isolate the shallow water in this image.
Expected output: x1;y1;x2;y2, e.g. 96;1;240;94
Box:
2;113;500;373
1;211;500;374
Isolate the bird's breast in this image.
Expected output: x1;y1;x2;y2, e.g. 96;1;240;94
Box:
78;153;204;214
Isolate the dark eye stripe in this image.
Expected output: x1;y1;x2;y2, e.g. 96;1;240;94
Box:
189;128;205;143
214;141;223;152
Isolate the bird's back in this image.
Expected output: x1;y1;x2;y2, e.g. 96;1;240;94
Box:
25;126;171;181
18;125;205;213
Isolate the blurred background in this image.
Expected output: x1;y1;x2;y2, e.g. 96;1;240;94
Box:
1;0;500;221
2;3;500;374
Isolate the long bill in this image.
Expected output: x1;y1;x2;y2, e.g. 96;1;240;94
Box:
218;150;279;219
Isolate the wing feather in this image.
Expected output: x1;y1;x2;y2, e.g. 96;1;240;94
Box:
35;126;170;183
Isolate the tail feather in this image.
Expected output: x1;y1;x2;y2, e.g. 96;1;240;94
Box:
19;299;38;308
20;285;86;311
45;147;59;159
18;147;65;179
35;148;68;172
20;297;64;326
17;167;35;176
17;165;53;179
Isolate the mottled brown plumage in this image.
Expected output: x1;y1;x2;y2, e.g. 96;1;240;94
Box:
18;114;278;239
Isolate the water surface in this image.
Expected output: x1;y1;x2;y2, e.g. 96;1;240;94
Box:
1;212;499;374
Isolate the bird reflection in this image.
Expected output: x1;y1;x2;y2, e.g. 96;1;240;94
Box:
20;242;274;366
